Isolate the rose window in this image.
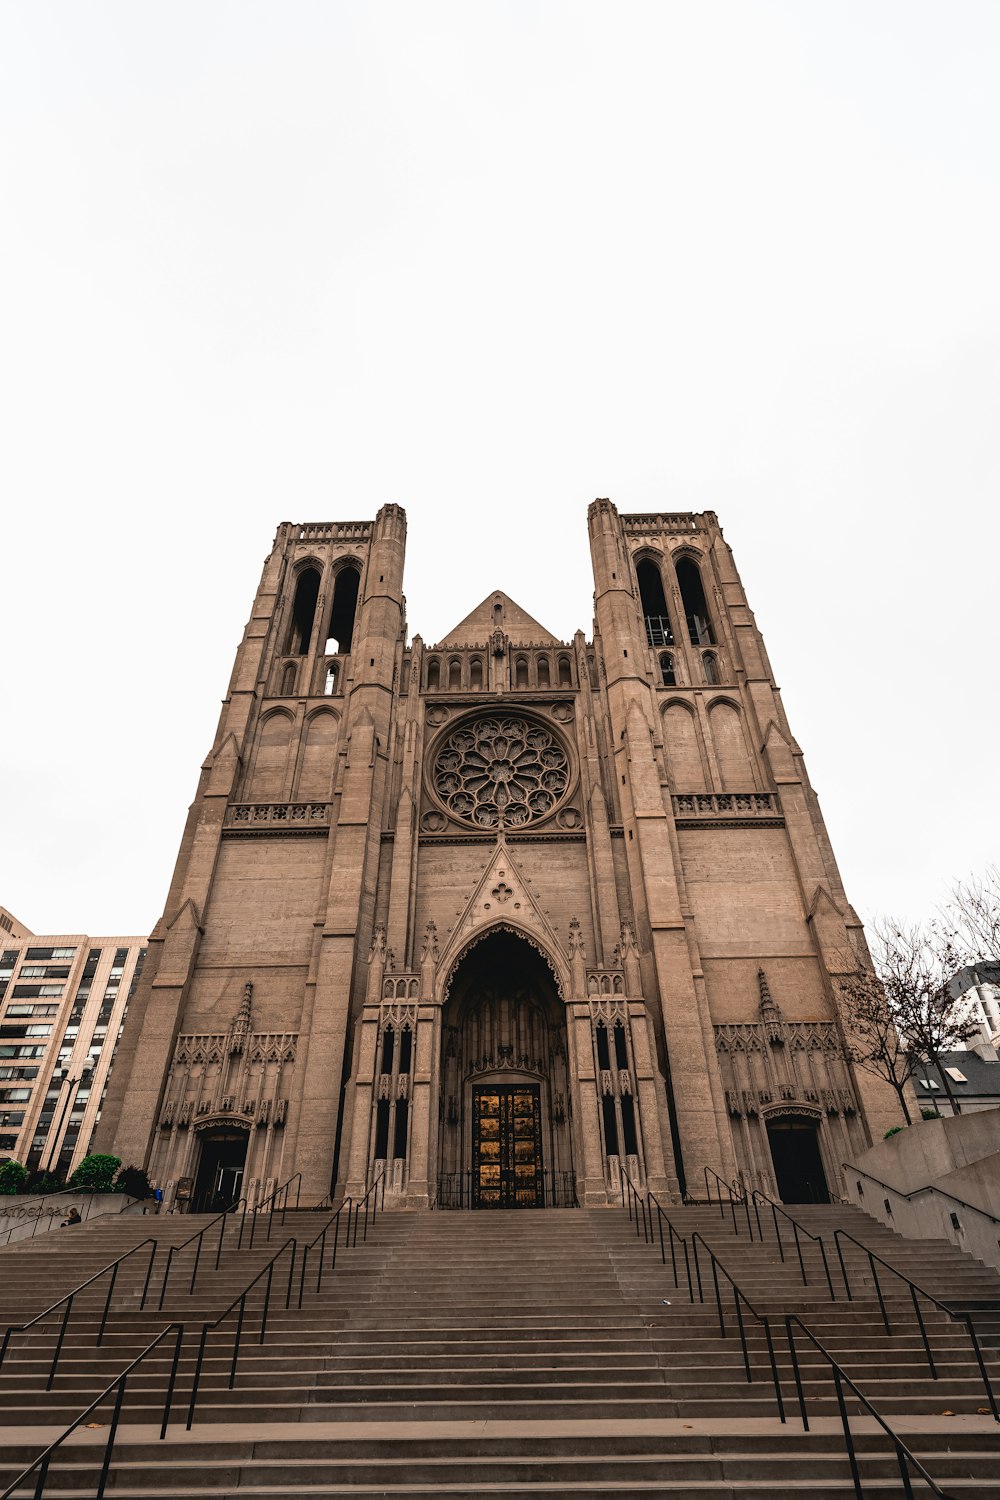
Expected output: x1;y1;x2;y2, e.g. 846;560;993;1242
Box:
432;716;570;829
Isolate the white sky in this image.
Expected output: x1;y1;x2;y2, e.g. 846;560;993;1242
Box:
1;2;997;938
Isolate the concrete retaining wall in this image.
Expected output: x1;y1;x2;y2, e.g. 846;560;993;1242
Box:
0;1191;145;1245
845;1107;1000;1271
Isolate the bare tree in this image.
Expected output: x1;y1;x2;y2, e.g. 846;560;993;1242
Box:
869;919;981;1116
839;961;918;1124
945;866;1000;967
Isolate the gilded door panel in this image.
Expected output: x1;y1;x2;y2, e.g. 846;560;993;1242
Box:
472;1084;543;1208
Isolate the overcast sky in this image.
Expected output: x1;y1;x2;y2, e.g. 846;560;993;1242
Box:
1;2;997;939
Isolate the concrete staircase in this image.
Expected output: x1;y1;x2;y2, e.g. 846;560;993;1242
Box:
0;1200;998;1494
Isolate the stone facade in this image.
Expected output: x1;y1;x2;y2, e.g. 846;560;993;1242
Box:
96;501;900;1211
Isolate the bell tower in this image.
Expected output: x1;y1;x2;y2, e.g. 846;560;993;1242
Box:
98;506;408;1206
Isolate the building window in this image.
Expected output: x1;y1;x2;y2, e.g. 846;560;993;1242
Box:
659;653;675;686
675;558;716;646
636;559;674;647
703;652;720;685
287;567;321;656
325;565;360;654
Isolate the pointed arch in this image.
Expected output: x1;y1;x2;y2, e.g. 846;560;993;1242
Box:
661;699;707;791
247;708;293;801
297;707;340;800
286;565;321;655
536;654;550;687
325;562;360;654
440;919;567;1005
708;698;752;791
469;656;484;690
675;555;716;646
635;554;674;646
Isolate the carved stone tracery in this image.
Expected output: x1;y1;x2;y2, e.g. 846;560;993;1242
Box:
432;715;569;829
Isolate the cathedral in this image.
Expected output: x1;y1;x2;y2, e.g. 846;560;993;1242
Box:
98;501;898;1212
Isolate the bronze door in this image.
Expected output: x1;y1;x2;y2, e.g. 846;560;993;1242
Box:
471;1084;543;1208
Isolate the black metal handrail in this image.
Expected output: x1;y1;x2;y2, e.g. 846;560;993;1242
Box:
0;1237;158;1390
157;1196;247;1310
846;1163;1000;1228
296;1197;353;1308
750;1188;836;1299
349;1169;385;1247
434;1169;578;1209
185;1237;297;1428
785;1314;959;1499
0;1322;185;1500
834;1228;999;1421
690;1232;785;1422
239;1171;302;1250
619;1167;694;1302
703;1166;757;1240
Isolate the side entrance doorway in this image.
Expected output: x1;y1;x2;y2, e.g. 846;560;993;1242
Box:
193;1127;249;1211
766;1116;830;1204
471;1083;543;1208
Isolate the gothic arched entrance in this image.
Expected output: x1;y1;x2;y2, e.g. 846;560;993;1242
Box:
437;929;573;1208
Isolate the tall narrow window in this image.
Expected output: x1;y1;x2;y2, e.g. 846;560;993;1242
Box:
281;662;297;695
636;559;673;647
659;653;675;687
326;565;360;654
287;568;320;656
448;658;462;690
393;1098;409;1159
398;1027;412;1074
537;655;550;687
602;1095;619;1155
595;1024;611;1071
470;657;483;689
324;663;337;695
703;651;720;685
558;656;572;687
380;1026;394;1075
427;658;440;690
613;1021;629;1070
515;656;528;688
374;1100;390;1159
676;558;716;645
620;1095;638;1156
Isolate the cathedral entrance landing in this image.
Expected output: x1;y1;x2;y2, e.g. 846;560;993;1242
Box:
437;929;575;1209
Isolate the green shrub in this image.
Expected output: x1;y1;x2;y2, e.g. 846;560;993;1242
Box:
24;1169;64;1195
883;1125;905;1139
920;1107;940;1120
0;1160;27;1195
115;1164;151;1199
68;1154;122;1192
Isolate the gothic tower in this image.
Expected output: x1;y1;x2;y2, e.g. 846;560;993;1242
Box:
98;502;898;1211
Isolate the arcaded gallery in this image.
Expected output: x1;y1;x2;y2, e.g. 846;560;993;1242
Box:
98;501;897;1212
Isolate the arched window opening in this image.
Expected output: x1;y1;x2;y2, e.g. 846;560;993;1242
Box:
470;657;483;689
613;1021;629;1070
448;658;462;690
588;655;599;690
602;1095;619;1155
636;559;673;647
595;1024;611;1071
537;655;550;687
400;660;410;695
703;652;720;685
558;656;572;687
380;1027;395;1076
281;662;297;696
659;653;675;687
324;662;337;695
287;567;320;655
676;558;716;645
398;1026;412;1074
515;656;528;688
325;565;360;655
427;658;440;690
